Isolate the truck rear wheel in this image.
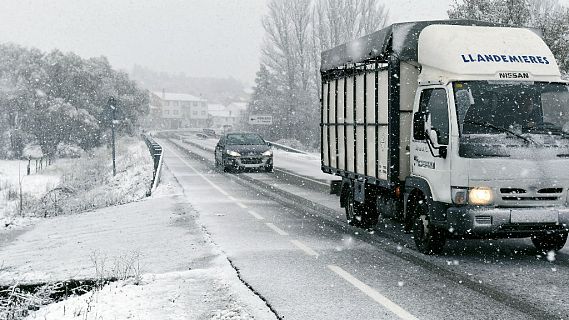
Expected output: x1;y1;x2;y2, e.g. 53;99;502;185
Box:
345;190;378;229
412;199;445;255
531;232;568;252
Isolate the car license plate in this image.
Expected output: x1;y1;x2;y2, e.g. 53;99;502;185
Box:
510;209;558;223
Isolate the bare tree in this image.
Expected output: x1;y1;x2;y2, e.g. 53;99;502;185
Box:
256;0;388;145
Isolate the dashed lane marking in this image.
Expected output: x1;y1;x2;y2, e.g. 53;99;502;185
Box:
227;196;247;208
328;265;418;320
165;145;229;196
290;240;318;257
265;223;289;236
248;210;264;220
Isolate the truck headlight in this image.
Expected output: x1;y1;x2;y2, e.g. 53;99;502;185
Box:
226;150;240;157
262;150;273;157
469;187;494;205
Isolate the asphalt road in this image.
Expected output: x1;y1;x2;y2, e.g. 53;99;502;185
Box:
158;136;569;320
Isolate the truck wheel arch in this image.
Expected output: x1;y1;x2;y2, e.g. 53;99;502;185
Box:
404;177;434;227
405;177;449;226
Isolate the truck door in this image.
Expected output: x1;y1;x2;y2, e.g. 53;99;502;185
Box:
411;87;452;203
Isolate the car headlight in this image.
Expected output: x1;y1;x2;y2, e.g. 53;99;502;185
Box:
451;186;494;205
469;187;494;205
262;150;273;157
226;150;240;157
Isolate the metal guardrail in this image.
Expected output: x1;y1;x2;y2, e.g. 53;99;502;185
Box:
265;141;308;155
142;134;164;195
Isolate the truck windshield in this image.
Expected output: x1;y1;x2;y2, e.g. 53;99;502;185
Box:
453;81;569;136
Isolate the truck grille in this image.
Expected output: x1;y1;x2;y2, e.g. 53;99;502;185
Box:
499;187;563;203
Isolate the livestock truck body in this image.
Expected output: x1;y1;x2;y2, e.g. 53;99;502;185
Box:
320;20;569;254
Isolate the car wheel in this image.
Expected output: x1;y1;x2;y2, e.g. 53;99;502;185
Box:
532;232;568;252
412;198;445;255
345;190;377;228
265;164;273;172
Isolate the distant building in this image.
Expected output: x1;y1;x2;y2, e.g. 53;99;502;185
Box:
207;102;248;132
153;91;208;129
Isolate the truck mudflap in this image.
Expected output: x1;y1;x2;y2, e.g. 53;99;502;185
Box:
443;206;569;238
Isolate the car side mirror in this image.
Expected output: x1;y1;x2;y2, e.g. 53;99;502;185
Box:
413;112;427;140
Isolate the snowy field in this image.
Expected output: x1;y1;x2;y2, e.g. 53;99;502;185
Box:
0;137;153;232
0;160;61;230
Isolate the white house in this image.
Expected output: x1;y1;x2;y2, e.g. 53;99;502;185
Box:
153;91;208;128
207;102;248;132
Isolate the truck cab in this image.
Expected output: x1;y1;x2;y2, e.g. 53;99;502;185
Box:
408;25;569;253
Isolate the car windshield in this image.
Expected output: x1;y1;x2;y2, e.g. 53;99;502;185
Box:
226;133;265;145
453;81;569;136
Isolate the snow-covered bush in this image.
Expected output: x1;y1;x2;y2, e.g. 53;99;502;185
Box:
56;143;83;159
35;136;153;217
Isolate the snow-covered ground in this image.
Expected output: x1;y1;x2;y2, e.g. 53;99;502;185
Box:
0;137;153;232
0;143;276;319
14;165;275;320
0;160;61;230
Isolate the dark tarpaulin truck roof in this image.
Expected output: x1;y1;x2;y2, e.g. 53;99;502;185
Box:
320;20;503;72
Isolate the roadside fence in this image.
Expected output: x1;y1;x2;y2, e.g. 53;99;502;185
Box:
26;156;53;175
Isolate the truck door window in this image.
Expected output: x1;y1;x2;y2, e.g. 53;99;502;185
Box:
419;89;450;145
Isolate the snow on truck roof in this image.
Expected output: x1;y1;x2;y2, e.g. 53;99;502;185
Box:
320;20;541;72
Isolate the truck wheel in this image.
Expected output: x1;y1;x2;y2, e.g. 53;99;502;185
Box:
531;232;568;252
345;191;363;227
412;199;445;255
345;190;377;229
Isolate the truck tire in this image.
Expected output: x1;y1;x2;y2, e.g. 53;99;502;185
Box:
531;232;568;252
345;190;378;229
412;199;445;254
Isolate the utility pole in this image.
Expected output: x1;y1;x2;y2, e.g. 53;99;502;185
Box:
109;97;117;176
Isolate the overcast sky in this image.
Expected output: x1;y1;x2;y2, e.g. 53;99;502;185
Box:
0;0;564;86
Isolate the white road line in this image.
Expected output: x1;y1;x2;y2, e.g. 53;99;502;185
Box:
265;223;289;236
227;196;248;209
290;240;318;257
164;145;229;196
248;210;264;220
328;265;418;320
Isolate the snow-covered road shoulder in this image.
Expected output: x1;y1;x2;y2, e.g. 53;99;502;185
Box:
0;164;276;319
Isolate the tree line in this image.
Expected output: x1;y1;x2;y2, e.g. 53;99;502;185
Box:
247;0;569;148
0;44;149;159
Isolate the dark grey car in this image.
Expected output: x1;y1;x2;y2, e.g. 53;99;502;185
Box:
214;132;273;172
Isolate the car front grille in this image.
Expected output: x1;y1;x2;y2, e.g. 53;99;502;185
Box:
240;157;262;164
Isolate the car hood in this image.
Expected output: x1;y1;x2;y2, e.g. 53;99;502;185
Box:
226;145;270;155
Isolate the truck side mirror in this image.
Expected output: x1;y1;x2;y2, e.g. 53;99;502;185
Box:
413;112;427;140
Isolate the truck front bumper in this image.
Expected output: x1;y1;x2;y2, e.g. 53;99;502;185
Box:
444;206;569;238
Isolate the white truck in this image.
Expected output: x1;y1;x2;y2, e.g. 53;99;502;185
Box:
320;20;569;254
